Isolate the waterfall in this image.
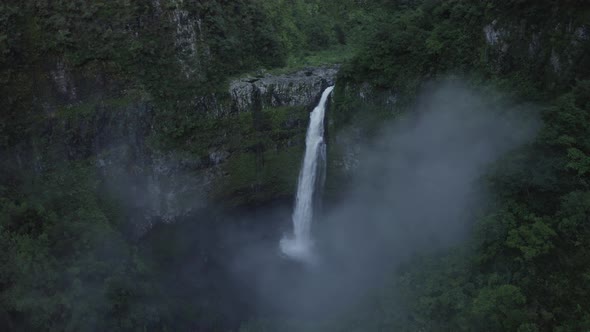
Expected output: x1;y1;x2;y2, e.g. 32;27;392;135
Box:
280;86;334;261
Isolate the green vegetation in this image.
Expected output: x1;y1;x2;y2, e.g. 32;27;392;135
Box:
0;162;168;331
286;45;355;69
1;0;590;331
209;106;308;206
1;0;369;329
323;1;590;331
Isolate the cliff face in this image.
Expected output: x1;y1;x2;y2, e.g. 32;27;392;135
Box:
482;18;590;84
230;67;338;113
6;65;338;233
0;0;348;234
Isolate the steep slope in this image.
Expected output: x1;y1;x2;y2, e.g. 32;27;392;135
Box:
318;2;590;331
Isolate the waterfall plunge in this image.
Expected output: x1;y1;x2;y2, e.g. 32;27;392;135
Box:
280;86;334;262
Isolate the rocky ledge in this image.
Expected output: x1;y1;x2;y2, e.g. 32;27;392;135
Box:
229;66;339;113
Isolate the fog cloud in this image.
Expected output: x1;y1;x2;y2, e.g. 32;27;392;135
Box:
230;80;540;325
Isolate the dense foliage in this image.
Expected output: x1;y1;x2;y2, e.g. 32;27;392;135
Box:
330;1;590;331
0;0;367;330
1;0;590;331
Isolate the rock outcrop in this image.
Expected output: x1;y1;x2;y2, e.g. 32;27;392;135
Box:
19;65;340;233
482;19;589;77
230;66;338;113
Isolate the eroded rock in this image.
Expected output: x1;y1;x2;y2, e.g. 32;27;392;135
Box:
229;66;339;113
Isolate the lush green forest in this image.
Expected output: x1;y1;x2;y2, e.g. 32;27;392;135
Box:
1;0;590;331
334;2;590;331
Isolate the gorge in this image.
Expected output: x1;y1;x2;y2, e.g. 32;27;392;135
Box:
1;1;590;332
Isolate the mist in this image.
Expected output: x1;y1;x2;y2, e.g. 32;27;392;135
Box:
228;80;540;327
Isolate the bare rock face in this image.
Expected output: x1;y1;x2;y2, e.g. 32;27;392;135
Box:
14;64;341;234
483;19;589;76
50;60;78;101
229;66;339;113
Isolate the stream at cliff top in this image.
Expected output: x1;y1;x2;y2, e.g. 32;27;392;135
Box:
280;86;334;262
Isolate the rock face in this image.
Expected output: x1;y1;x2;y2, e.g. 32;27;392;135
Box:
229;66;339;113
12;65;340;233
324;81;397;201
123;66;338;230
482;18;589;77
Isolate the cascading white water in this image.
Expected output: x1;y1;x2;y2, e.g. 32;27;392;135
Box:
280;86;334;261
